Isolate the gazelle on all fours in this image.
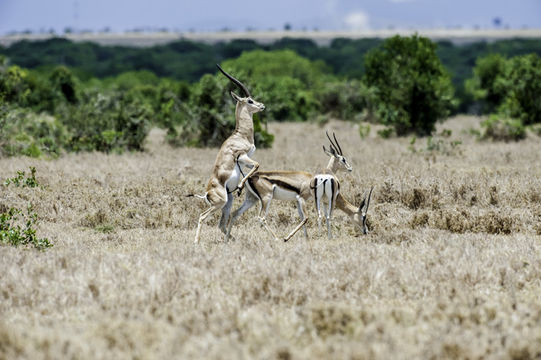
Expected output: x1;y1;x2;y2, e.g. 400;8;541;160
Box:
193;64;265;244
226;132;371;241
311;131;351;240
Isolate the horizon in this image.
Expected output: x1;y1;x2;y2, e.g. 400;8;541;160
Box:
1;0;541;36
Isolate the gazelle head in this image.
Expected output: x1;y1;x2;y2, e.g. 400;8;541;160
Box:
323;131;353;173
216;64;265;114
356;187;373;234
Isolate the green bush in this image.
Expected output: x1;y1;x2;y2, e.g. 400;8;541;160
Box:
500;54;541;125
49;65;79;104
0;60;56;113
168;72;274;148
1;167;52;250
318;80;376;121
221;50;327;121
56;90;151;152
364;35;456;136
0;105;68;157
464;54;508;113
466;53;541;141
481;115;526;142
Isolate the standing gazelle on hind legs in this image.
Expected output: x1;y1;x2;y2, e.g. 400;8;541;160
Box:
193;64;265;244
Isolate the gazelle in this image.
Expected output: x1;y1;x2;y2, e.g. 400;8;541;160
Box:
194;64;265;244
311;173;339;239
226;132;370;241
311;131;351;239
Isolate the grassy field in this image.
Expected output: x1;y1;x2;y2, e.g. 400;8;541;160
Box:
1;116;540;359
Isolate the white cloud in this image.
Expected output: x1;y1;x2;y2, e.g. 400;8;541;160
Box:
344;11;370;30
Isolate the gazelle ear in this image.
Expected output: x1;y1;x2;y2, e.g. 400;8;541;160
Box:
323;145;335;157
230;91;243;102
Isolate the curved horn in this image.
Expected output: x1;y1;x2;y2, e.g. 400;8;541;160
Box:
333;132;343;155
216;64;251;98
365;186;374;212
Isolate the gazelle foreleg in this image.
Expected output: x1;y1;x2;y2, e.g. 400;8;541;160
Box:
236;154;259;191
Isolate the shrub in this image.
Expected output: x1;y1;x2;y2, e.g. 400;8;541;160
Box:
221;50;327;122
168;73;274;148
56;90;151;152
3;166;39;188
0;58;57;113
481;115;526;142
464;54;508;113
318;80;376;121
49;65;78;104
500;54;541;125
0;105;68;157
1;167;52;250
364;35;456;136
466;53;541;139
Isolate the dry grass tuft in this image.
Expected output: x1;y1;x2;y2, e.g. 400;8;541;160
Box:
1;117;541;359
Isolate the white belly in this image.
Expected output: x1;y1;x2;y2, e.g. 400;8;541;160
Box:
247;144;256;157
226;165;242;192
273;186;299;201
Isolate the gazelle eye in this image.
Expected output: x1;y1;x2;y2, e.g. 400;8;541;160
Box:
248;100;254;104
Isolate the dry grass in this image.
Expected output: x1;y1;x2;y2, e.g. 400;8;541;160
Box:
1;116;541;359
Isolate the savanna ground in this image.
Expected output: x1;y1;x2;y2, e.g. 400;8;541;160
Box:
1;116;541;359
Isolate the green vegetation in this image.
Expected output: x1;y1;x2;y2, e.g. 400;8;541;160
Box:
3;36;540;110
364;35;455;136
1;36;540;153
467;53;541;141
3;166;39;187
480;115;526;142
1;167;52;250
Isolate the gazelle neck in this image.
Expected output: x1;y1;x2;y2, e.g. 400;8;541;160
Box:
326;157;340;173
234;102;254;141
335;194;359;218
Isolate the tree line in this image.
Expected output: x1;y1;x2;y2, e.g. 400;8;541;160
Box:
0;35;540;157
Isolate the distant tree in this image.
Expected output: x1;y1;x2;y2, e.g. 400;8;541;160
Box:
465;54;507;113
500;53;541;125
364;35;456;136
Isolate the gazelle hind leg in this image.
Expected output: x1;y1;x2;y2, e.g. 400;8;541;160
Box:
284;196;308;242
194;188;226;244
326;199;332;240
226;191;258;240
218;192;234;234
314;179;323;231
325;180;334;240
258;187;280;240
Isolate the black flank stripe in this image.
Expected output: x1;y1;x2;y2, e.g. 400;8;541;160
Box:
248;178;261;201
273;179;301;194
313;177;318;205
330;178;335;204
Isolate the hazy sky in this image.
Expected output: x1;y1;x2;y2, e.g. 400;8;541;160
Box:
1;0;540;34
